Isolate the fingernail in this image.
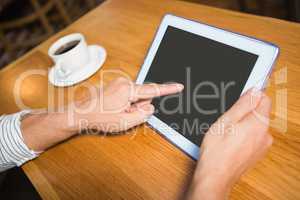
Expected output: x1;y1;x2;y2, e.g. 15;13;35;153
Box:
251;87;263;97
172;83;184;90
179;84;184;90
250;87;263;108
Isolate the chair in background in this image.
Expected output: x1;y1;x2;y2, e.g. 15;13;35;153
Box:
237;0;300;22
0;0;71;67
287;0;300;22
0;0;101;68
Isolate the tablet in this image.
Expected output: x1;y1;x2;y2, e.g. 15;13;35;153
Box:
136;14;279;160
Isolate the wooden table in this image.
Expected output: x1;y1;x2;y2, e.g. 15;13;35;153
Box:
0;0;300;199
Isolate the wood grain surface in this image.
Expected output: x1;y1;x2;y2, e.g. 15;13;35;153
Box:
0;0;300;199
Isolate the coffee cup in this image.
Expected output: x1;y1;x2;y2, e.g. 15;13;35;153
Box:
48;33;90;78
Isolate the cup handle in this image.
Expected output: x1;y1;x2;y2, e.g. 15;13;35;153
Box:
55;60;71;78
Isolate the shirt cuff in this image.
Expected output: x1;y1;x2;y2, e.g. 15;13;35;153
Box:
0;110;39;167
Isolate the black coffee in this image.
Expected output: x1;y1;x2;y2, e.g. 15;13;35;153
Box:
54;40;80;55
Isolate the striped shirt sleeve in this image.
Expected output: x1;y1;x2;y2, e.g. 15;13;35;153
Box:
0;110;39;172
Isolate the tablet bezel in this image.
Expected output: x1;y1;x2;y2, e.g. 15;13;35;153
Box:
136;14;279;160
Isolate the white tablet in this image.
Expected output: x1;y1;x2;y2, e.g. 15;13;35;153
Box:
136;14;279;160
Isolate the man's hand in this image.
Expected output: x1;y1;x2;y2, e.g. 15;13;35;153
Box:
21;77;184;152
74;77;184;132
187;88;273;200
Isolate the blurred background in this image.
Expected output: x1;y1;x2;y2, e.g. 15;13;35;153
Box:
0;0;299;199
0;0;299;70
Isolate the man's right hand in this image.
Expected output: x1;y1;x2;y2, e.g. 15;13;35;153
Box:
187;88;273;200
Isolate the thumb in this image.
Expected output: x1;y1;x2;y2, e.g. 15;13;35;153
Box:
217;88;263;126
239;94;272;129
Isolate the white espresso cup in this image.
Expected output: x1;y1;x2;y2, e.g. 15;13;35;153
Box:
48;33;90;78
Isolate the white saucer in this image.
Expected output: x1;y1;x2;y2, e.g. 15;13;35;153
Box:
48;45;106;87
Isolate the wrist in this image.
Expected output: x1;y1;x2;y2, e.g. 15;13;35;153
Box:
49;112;79;136
188;162;233;200
21;111;78;152
188;174;231;200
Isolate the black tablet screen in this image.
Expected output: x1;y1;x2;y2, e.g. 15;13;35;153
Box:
144;26;258;146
